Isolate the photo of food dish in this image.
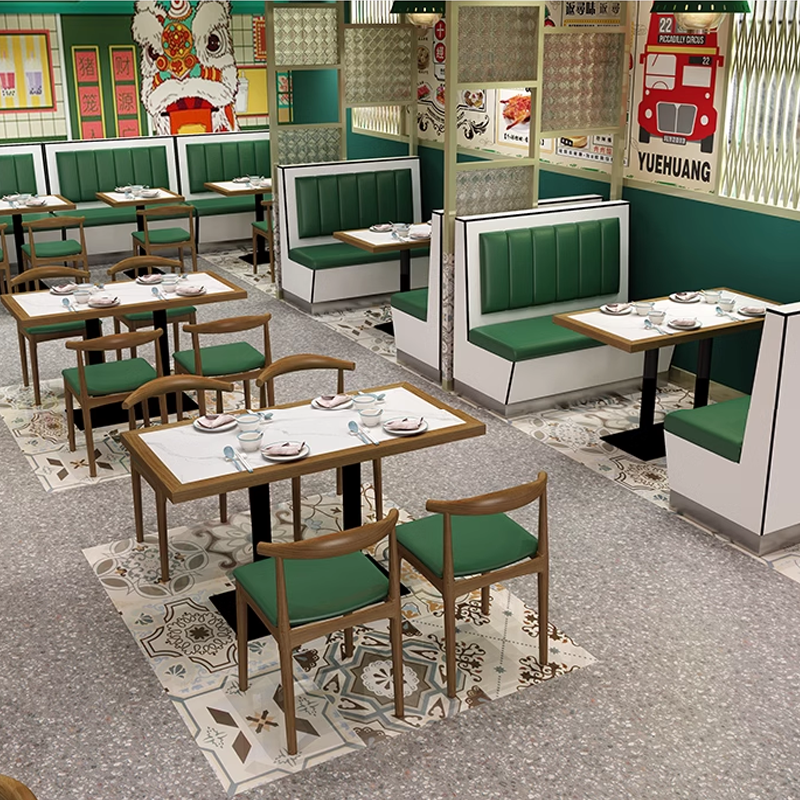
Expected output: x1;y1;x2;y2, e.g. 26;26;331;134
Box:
561;135;589;149
418;83;431;102
435;84;446;107
501;92;531;129
462;89;485;110
417;45;430;71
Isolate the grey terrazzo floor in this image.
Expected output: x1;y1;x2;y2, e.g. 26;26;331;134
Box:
2;250;800;800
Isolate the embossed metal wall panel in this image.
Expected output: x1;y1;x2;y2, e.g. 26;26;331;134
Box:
273;6;339;66
279;127;342;165
457;5;540;84
541;32;624;131
344;26;414;105
456;167;534;216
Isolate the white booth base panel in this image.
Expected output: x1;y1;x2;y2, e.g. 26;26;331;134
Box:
454;341;674;417
393;311;441;382
282;256;428;314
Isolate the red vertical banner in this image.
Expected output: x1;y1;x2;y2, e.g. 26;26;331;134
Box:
71;46;105;139
109;45;141;137
253;17;267;61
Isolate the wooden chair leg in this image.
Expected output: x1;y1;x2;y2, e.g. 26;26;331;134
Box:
83;410;97;478
481;585;491;616
29;340;41;406
219;493;227;524
390;610;405;718
260;381;267;409
443;585;457;698
190;243;198;272
176;389;184;420
538;569;549;665
278;635;298;755
215;390;223;414
252;229;258;274
344;626;354;658
65;387;76;452
291;477;303;541
237;588;249;691
113;317;124;361
372;459;383;520
243;380;251;409
17;332;29;387
132;467;144;543
156;491;170;582
336;467;343;495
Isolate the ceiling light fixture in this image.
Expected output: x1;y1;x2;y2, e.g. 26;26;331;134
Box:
390;1;446;28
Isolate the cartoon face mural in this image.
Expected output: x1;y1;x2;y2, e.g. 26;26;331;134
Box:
132;0;238;134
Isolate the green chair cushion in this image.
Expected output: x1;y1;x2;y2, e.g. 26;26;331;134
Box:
190;196;256;216
132;228;191;245
22;240;83;258
233;552;389;626
397;512;539;579
289;243;429;271
391;287;428;321
469;315;603;362
123;306;196;322
28;319;88;336
173;342;265;376
63;358;157;397
252;219;273;234
664;395;751;463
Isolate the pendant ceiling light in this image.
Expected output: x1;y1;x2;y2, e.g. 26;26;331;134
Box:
651;1;750;32
390;1;446;28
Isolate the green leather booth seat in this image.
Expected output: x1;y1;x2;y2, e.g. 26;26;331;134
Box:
295;169;415;238
469;315;603;362
0;153;39;196
56;147;171;203
55;207;138;227
664;395;751;463
190;195;258;217
391;288;428;321
290;243;429;271
185;139;271;194
479;218;620;314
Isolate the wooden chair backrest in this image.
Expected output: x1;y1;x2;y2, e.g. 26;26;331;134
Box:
137;204;195;219
256;354;355;395
0;774;38;800
10;266;91;293
108;255;182;280
23;216;85;232
182;314;272;377
0;223;8;263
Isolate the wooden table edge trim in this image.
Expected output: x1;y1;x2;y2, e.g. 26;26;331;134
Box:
121;381;485;504
95;189;186;206
203;182;272;197
333;230;431;254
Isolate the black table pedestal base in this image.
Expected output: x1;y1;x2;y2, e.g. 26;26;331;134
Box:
601;423;666;461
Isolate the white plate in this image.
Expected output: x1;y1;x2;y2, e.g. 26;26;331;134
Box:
668;320;702;331
23;198;47;207
600;305;632;316
139;190;160;198
176;286;206;297
88;298;120;308
136;275;163;285
261;442;310;462
670;293;701;304
232;177;250;184
311;396;354;410
115;186;131;193
49;284;76;295
738;307;766;317
382;417;428;436
192;418;238;433
369;224;394;233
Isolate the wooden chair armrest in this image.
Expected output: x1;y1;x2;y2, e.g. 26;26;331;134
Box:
183;314;272;335
122;375;234;409
256;354;355;387
426;473;548;516
107;255;182;277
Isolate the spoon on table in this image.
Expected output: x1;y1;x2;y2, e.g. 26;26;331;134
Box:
349;419;378;445
246;408;273;421
224;444;253;473
643;318;673;336
151;286;166;300
715;306;743;322
61;297;77;313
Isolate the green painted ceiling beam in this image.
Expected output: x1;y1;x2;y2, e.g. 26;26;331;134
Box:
0;1;267;15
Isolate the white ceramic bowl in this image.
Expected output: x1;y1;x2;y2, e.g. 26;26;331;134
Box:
237;413;262;433
238;431;263;452
359;408;383;427
634;301;654;316
702;289;721;304
718;297;735;312
353;395;374;409
648;310;666;325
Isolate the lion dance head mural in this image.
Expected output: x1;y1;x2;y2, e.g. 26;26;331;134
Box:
132;0;239;134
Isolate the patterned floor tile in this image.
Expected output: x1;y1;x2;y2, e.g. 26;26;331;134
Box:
84;492;593;795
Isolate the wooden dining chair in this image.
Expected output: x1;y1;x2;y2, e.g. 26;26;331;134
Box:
21;216;89;272
10;266;93;406
63;329;164;478
251;197;275;281
256;354;384;541
0;774;38;800
122;375;235;583
0;223;10;294
132;205;198;272
174;315;273;415
396;472;550;698
235;508;404;756
107;255;197;358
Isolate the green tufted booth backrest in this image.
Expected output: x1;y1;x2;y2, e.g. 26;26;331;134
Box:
0;154;38;196
56;147;171;203
478;218;620;314
295;169;414;239
186;138;271;193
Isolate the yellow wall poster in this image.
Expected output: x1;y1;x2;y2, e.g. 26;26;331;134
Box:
0;30;56;112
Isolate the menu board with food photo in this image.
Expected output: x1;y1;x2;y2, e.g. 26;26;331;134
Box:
496;89;532;150
556;133;614;164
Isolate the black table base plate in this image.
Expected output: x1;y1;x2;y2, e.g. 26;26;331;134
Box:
373;321;395;336
238;251;271;266
73;392;198;431
601;423;666;461
211;555;410;640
